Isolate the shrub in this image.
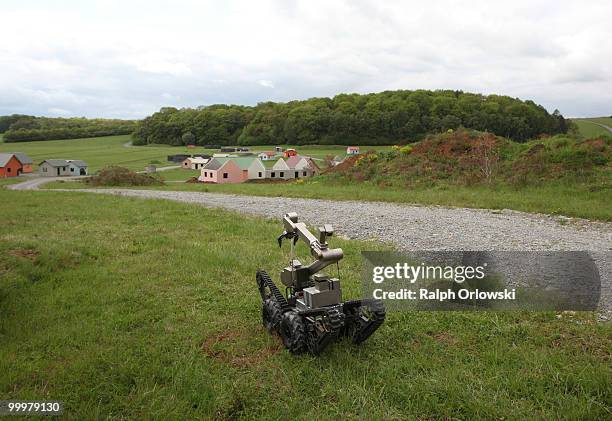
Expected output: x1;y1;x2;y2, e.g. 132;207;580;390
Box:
85;166;163;187
400;145;413;155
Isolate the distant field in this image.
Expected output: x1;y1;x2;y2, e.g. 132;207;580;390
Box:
0;135;389;172
572;117;612;138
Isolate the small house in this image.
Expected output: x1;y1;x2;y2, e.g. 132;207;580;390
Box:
283;148;298;158
267;158;291;180
12;153;33;173
346;146;360;155
67;160;88;176
182;157;209;170
275;146;283;152
200;158;244;184
39;159;70;177
285;155;319;178
258;151;277;161
0;153;23;178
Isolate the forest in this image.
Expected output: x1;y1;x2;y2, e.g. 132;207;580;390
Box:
132;90;569;146
0;115;137;142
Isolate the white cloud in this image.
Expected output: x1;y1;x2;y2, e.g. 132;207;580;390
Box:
0;0;610;118
257;80;275;88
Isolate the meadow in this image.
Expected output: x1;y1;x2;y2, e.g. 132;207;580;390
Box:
1;188;610;419
572;117;612;138
0;134;388;172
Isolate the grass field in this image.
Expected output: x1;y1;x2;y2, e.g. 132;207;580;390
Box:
0;135;389;172
1;189;610;419
572;117;612;138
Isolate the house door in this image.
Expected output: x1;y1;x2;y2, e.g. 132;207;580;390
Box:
295;171;299;178
57;168;60;176
80;168;86;175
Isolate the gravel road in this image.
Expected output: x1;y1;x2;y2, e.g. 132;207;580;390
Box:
50;188;611;318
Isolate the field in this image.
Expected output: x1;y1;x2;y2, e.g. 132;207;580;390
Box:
0;134;388;172
573;117;612;138
1;188;610;419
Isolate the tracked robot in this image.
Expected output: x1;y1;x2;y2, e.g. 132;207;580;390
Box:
256;212;385;354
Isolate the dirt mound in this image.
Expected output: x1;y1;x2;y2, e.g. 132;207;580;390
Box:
412;130;500;158
324;154;363;173
86;166;163;187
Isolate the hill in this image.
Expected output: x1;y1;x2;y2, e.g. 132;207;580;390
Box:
0;115;137;142
328;129;610;188
133;90;569;147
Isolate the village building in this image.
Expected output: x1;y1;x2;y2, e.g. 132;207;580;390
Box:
346;146;360;155
0;153;23;178
181;157;209;170
39;159;70;177
258;151;277;161
39;159;88;177
200;156;266;184
67;160;89;176
267;157;291;180
12;153;34;173
283;148;298;158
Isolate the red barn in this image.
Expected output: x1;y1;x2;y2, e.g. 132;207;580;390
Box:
0;153;23;178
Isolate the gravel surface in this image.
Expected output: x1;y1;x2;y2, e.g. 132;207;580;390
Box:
50;188;612;319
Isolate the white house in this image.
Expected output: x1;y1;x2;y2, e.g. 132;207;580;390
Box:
267;157;291;180
258;151;277;161
182;157;209;170
67;160;88;176
247;158;266;180
39;159;70;177
346;146;360;155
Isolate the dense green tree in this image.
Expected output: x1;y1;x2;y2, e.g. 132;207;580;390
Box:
129;90;570;146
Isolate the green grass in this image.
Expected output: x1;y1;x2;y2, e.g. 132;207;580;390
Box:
0;136;389;173
44;176;612;221
1;189;610;419
157;168;200;182
572;117;612;138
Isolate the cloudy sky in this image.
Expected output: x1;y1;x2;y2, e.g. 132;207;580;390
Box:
1;0;610;118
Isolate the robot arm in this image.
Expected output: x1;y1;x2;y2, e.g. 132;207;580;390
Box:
278;212;343;275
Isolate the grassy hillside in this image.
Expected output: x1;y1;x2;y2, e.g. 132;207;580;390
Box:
1;189;609;419
573;117;612;138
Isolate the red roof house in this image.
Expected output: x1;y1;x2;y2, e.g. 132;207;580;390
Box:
0;153;23;178
283;148;298;158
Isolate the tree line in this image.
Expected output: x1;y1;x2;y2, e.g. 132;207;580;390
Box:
1;115;137;142
132;90;569;146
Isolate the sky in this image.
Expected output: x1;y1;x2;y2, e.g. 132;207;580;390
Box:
0;0;610;119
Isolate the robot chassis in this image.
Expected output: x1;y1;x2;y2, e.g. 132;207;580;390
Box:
256;212;386;355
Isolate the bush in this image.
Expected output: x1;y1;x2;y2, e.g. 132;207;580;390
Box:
85;166;163;187
400;145;413;155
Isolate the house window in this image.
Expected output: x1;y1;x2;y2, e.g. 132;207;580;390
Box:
280;172;284;177
223;172;228;179
271;172;275;178
303;171;307;176
204;171;207;177
71;167;74;172
258;172;262;177
7;167;11;173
